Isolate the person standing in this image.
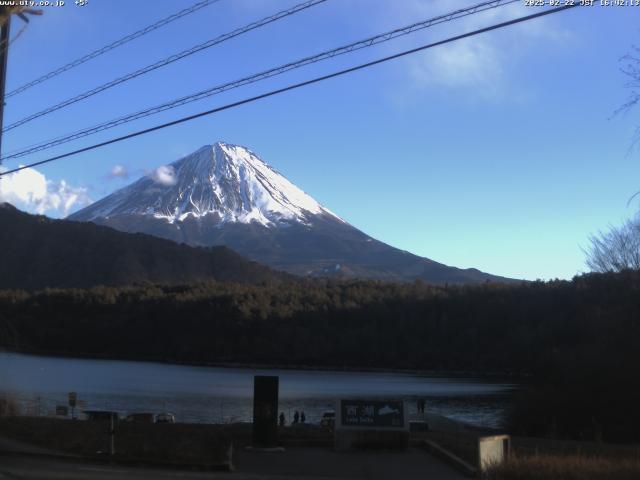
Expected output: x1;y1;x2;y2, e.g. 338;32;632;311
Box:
279;412;285;427
293;410;300;424
300;411;306;423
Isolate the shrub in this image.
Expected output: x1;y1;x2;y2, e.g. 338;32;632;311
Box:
0;396;20;416
484;454;640;480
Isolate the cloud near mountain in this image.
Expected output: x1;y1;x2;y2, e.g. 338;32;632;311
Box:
0;166;91;217
70;141;514;285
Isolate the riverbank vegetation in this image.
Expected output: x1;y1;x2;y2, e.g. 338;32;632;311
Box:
0;416;234;466
484;454;640;480
0;417;330;465
1;269;639;442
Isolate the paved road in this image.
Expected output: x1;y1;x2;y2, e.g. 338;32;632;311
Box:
0;437;67;457
0;448;466;479
236;447;466;479
0;455;227;480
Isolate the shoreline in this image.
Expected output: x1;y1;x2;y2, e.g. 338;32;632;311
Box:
0;348;528;382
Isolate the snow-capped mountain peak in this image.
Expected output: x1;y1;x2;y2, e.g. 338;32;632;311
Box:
70;141;511;285
72;141;342;227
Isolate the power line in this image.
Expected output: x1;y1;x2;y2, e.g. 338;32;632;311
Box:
0;3;579;178
2;0;327;133
1;0;519;162
5;0;223;99
0;19;28;56
0;8;40;165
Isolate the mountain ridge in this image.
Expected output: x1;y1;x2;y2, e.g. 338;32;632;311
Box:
0;202;290;290
70;141;514;285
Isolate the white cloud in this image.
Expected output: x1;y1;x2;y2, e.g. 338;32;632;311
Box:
408;38;503;91
108;164;129;180
148;165;177;186
0;166;92;217
376;0;574;96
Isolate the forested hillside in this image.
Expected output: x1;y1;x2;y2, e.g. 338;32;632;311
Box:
1;270;639;441
0;203;289;289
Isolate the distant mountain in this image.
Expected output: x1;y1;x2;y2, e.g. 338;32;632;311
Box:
70;141;513;284
0;202;289;290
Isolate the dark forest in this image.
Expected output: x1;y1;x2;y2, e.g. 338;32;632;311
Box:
1;270;639;442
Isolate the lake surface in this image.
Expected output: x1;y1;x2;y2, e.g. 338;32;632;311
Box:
0;352;516;428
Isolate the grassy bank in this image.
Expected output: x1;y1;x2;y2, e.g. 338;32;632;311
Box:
421;429;640;470
0;416;333;465
0;416;234;465
484;454;640;480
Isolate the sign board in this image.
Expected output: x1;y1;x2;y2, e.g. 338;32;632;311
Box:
334;399;409;451
339;399;406;429
252;375;279;447
478;435;510;472
68;392;77;408
55;405;68;416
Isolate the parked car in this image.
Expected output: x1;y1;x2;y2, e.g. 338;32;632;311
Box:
155;412;176;424
124;412;155;424
84;410;119;422
320;410;335;428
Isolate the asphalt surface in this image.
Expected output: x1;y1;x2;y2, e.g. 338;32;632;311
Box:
236;446;467;479
0;454;227;480
0;447;466;479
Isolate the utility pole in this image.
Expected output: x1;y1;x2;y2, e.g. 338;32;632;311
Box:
0;7;41;164
0;12;11;162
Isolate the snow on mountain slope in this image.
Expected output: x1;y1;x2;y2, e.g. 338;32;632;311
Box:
71;141;514;285
74;141;342;227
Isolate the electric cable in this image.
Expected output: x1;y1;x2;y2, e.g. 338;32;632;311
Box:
5;0;224;98
0;3;580;178
1;0;519;162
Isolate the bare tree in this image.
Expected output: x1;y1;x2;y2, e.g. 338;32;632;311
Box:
586;217;640;272
586;47;640;273
617;45;640;151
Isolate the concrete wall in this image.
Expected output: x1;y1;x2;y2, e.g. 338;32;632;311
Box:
478;435;510;472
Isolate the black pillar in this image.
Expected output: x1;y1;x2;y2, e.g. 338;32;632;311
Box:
252;375;279;447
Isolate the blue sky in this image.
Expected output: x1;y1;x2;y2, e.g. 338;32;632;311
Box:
0;0;638;281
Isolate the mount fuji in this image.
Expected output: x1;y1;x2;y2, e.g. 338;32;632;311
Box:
70;141;510;284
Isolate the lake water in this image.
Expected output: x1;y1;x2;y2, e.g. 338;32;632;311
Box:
0;352;516;428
